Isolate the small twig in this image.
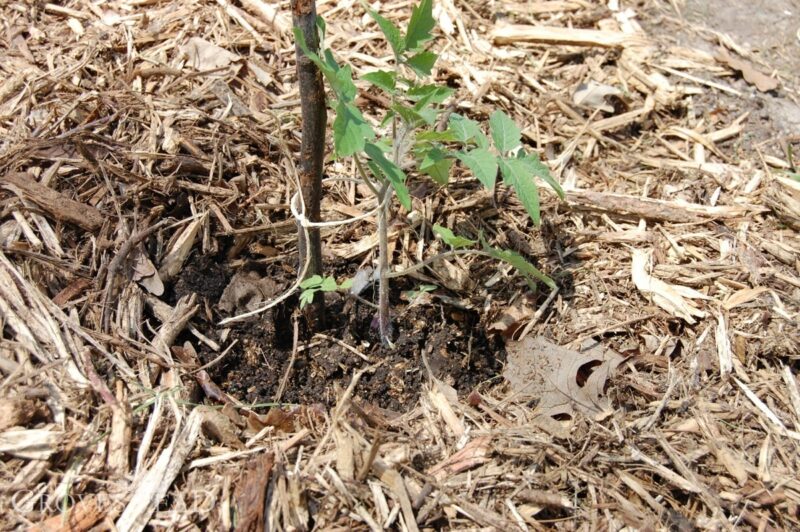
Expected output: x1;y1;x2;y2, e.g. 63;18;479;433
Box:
275;315;300;404
356;430;382;482
313;333;371;362
516;286;560;341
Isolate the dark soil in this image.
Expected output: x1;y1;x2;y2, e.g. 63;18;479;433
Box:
175;256;506;411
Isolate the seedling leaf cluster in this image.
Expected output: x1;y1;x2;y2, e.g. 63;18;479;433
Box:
294;0;562;345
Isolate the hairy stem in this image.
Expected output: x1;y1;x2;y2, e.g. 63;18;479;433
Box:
376;183;393;346
292;0;326;330
354;153;393;346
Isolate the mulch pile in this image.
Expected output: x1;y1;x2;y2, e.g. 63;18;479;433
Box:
1;0;799;529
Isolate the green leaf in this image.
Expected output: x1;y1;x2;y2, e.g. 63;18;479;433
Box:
320;276;338;292
408;84;453;105
499;157;540;225
295;28;357;103
315;16;326;42
323;49;339;73
391;102;426;127
489;110;521;154
405;0;435;50
300;275;323;289
415;130;459;143
433;224;477;249
333;101;374;157
331;63;357;102
480;235;555;290
404;283;437;301
293;28;332;77
456;148;497;189
369;10;405;58
364;143;412;210
518;152;563;199
362;70;396;93
419;148;453;185
448;114;488;149
416;107;438;126
339;278;354;290
406;51;438;77
299;289;316;308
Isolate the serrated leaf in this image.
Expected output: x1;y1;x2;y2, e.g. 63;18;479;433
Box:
405;0;435;50
419;148;453;185
392;102;426;127
332;63;357;102
362;70;396;93
499;157;540;225
299;289;315;308
408;84;453;105
448;114;488;148
320;276;338;291
300;275;323;289
489;110;521;154
364;143;411;210
369;10;405;58
406;51;438;77
433;224;476;249
333;101;374;157
518;152;564;199
480;235;555;290
456;148;498;189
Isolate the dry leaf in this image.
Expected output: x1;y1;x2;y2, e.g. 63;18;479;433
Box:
503;336;624;431
180;36;240;71
716;48;778;92
488;297;534;338
573;80;623;112
196;405;243;449
631;249;709;323
130;248;164;296
218;271;280;313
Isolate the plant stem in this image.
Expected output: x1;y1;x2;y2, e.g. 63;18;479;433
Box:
354;153;393;346
292;0;326;330
376;182;393;346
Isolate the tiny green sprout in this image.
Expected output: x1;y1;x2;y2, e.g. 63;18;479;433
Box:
299;275;352;309
404;284;437;302
432;224;476;249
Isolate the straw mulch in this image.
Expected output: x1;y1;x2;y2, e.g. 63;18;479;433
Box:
1;0;799;530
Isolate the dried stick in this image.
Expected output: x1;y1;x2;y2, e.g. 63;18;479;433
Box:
292;0;327;330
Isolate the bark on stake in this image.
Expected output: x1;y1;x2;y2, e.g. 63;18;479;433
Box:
291;0;326;329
